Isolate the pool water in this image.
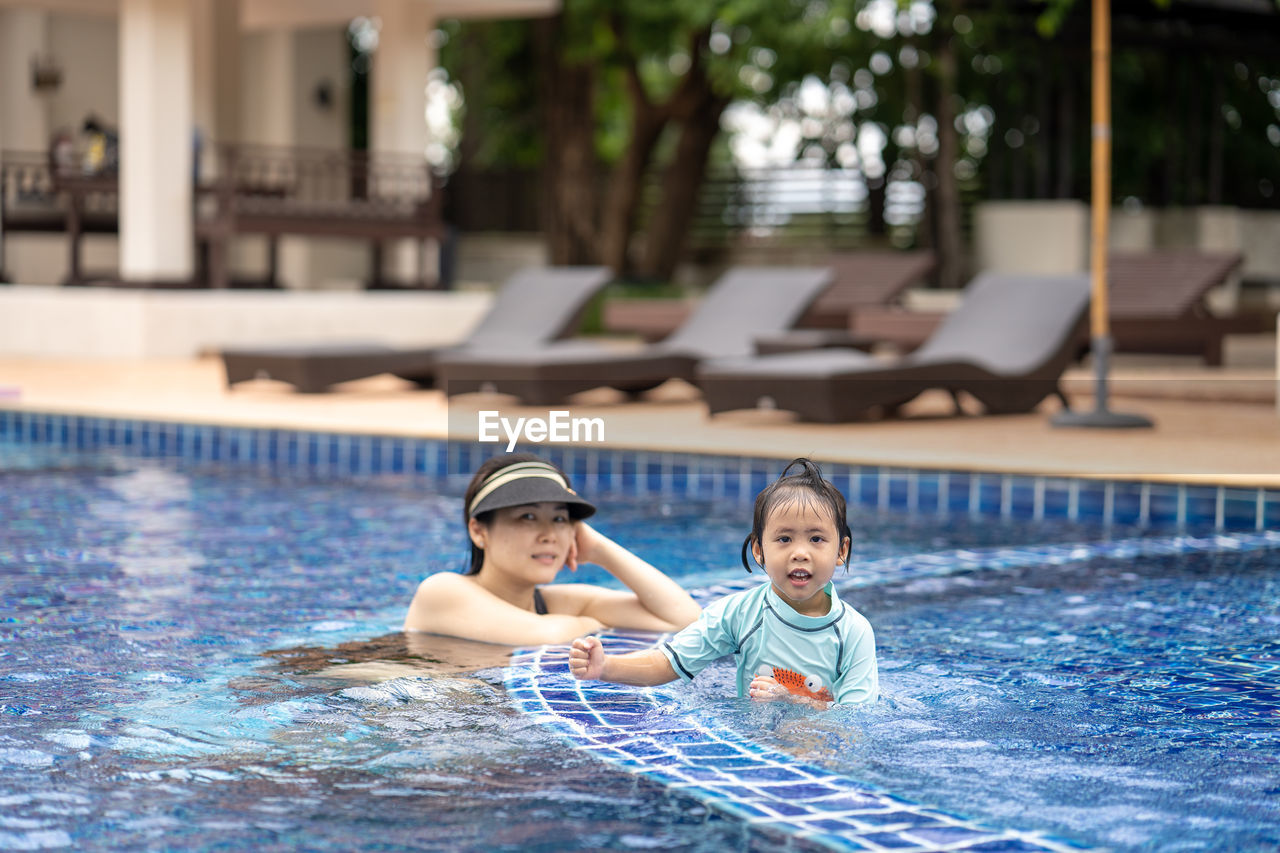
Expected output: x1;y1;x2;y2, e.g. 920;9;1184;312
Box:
2;445;1278;851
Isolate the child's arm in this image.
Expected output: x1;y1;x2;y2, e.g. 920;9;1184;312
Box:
569;636;677;686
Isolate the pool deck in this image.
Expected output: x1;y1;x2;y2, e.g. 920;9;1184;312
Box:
1;349;1277;487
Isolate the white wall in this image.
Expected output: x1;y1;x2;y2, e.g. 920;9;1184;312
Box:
293;27;348;150
47;12;118;138
0;286;492;358
973;200;1089;275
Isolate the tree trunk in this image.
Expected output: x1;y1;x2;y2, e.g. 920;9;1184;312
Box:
1208;64;1224;204
599;100;668;276
1055;48;1075;199
535;15;599;265
635;93;729;281
933;26;965;290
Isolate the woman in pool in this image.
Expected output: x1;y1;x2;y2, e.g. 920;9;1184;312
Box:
404;453;700;645
570;458;878;707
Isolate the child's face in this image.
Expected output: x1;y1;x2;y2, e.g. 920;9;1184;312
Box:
752;498;849;617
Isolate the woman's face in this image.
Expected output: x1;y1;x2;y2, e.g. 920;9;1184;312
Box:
472;502;575;582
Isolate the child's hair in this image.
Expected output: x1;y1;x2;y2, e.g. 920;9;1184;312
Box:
740;458;852;573
461;452;578;575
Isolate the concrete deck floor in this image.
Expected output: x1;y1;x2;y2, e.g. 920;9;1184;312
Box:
2;337;1277;487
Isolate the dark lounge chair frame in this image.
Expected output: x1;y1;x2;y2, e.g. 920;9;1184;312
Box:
697;272;1091;423
221;266;611;393
849;252;1248;365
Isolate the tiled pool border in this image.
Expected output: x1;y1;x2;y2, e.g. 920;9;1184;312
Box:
2;408;1276;531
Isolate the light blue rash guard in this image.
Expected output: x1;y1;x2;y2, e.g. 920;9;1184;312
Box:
658;582;878;705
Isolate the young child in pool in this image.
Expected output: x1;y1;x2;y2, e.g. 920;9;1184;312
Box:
570;458;878;708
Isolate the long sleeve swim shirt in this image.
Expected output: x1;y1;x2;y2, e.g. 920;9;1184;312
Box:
658;582;878;705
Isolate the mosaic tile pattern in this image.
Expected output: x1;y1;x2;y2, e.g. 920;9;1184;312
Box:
2;408;1277;531
507;641;1082;853
507;529;1280;851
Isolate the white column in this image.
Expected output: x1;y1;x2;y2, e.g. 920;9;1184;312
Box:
0;9;52;152
119;0;194;284
371;0;435;284
192;0;240;178
257;29;297;147
370;0;433;157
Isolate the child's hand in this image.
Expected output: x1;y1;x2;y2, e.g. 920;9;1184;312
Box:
569;636;605;681
749;674;789;702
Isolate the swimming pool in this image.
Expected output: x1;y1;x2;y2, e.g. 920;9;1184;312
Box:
2;413;1278;851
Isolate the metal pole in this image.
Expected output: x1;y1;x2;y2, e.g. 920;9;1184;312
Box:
1053;0;1152;429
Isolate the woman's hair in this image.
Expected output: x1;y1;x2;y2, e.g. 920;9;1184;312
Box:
740;458;852;573
462;453;575;575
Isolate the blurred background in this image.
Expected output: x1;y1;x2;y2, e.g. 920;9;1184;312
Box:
0;0;1276;312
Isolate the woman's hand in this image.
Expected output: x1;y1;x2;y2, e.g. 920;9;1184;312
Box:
569;636;606;681
566;521;609;572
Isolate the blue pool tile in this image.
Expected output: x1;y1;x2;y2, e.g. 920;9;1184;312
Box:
1076;481;1108;520
728;765;812;784
1110;481;1146;526
1041;478;1073;521
809;792;888;811
854;832;921;849
1146;484;1182;525
915;474;941;513
676;742;742;759
856;467;880;506
803;818;874;835
1221;489;1262;530
970;475;998;515
964;839;1060;852
910;826;1004;845
668;459;689;494
757;800;812;818
1008;480;1038;520
1184;486;1218;527
942;472;969;513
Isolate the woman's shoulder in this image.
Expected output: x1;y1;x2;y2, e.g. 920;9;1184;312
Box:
405;572;474;631
413;571;473;601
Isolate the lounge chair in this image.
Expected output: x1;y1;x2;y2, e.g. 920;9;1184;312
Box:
601;249;935;341
220;266;610;392
697;272;1090;422
436;266;835;405
799;249;937;328
849;251;1244;365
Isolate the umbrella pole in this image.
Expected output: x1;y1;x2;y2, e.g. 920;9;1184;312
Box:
1053;0;1152;429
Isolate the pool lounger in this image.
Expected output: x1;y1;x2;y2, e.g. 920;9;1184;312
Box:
697;272;1091;423
220;265;611;393
436;266;835;406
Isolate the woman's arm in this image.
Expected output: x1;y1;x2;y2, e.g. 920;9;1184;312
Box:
404;573;603;645
556;524;700;632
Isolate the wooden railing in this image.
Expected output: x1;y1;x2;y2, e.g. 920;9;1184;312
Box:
1;145;448;287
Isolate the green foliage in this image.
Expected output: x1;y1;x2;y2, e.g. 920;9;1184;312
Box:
437;18;542;168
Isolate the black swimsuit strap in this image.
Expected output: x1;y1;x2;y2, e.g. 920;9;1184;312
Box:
532;587;548;615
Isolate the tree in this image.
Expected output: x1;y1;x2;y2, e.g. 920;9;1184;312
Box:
446;1;872;280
